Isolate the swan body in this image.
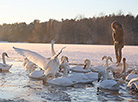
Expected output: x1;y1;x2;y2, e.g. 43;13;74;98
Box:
47;77;74;86
0;52;12;71
70;59;92;73
127;78;138;91
29;70;45;79
46;72;98;86
126;74;138;81
91;65;105;73
44;63;98;86
100;79;119;90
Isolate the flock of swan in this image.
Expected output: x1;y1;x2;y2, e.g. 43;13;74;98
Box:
0;40;138;93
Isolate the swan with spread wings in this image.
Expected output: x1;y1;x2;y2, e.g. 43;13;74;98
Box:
13;44;66;78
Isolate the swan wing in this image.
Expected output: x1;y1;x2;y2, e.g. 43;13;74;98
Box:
13;47;48;70
51;46;66;59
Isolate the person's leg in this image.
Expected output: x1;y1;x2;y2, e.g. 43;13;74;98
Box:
115;45;119;63
118;47;122;63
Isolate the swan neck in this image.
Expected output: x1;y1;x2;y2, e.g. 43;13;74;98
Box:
105;57;109;68
122;60;126;73
44;73;54;81
62;64;68;76
51;42;56;56
2;53;6;64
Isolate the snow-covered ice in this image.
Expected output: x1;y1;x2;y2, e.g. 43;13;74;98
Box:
0;42;138;102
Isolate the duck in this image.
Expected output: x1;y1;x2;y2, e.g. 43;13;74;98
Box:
70;59;92;73
13;42;66;78
0;52;12;71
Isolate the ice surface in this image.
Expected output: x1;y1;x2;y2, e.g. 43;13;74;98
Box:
0;42;138;102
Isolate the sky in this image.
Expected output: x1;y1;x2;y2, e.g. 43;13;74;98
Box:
0;0;138;24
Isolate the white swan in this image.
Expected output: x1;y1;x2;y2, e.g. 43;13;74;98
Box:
91;56;113;73
98;64;119;91
23;58;38;73
44;72;98;86
125;68;138;81
59;56;70;76
29;70;45;79
0;52;12;71
13;45;66;78
127;78;138;91
70;59;92;73
42;62;98;86
22;40;56;73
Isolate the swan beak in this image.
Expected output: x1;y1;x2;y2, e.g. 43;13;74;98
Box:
83;64;87;69
98;73;101;82
113;72;116;78
6;54;9;58
59;65;62;72
109;57;113;62
102;56;107;60
98;78;100;82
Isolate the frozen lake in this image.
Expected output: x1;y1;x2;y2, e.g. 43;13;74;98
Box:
0;42;138;102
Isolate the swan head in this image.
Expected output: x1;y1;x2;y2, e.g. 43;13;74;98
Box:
3;52;9;58
43;73;54;82
51;40;55;44
83;59;91;69
98;70;105;82
102;56;113;62
61;56;69;63
106;67;116;79
98;67;116;82
102;56;107;60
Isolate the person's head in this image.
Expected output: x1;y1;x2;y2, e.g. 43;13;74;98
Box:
111;21;122;31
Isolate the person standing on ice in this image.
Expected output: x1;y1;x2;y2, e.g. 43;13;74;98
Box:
111;21;124;64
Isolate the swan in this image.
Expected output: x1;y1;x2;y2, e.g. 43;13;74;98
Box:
59;61;98;84
127;78;138;91
0;52;12;71
91;56;113;73
97;65;119;91
110;58;129;75
22;40;56;73
29;57;70;80
23;58;38;73
44;73;74;86
70;59;92;73
125;68;138;81
59;56;70;76
13;44;66;78
42;62;98;86
29;70;45;79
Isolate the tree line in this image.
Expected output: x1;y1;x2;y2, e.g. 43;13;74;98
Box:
0;14;138;45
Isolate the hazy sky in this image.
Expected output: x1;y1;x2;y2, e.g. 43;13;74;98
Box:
0;0;138;24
